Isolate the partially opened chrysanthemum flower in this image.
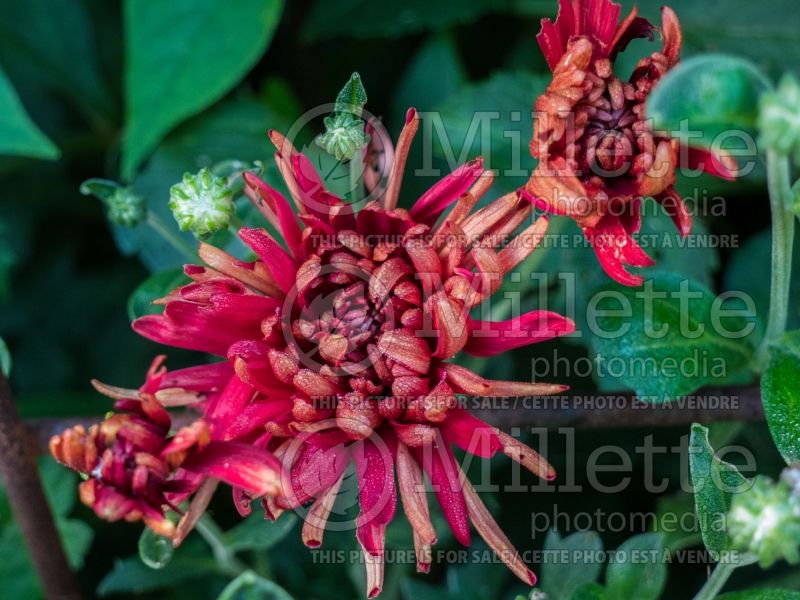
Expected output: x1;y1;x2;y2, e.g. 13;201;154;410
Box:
131;108;574;596
49;356;282;541
527;0;738;285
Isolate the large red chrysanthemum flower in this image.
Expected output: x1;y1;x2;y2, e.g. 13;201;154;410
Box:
526;0;738;285
50;356;282;542
130;109;574;595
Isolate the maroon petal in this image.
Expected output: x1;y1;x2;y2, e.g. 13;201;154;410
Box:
181;441;282;496
427;292;469;359
681;145;738;181
242;171;304;260
441;409;501;459
655;187;692;237
353;435;397;556
133;314;230;356
583;214;654;286
415;440;471;546
409;158;484;225
464;311;575;357
239;227;297;294
159;361;234;392
537;0;626;70
609;5;655;60
222;399;293;441
278;441;349;509
204;375;257;436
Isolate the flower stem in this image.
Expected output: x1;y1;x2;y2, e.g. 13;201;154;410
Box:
692;554;757;600
756;150;795;369
196;515;247;577
146;212;197;262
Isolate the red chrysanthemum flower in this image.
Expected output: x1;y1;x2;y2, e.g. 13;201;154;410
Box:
526;0;738;285
49;356;282;542
130;109;574;595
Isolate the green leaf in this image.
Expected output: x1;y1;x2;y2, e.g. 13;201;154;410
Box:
39;457;78;518
635;0;800;78
0;462;93;593
571;583;610;600
445;559;510;600
718;591;800;600
0;66;59;160
0;0;111;122
724;229;800;342
400;579;449;600
334;72;368;117
393;33;466;123
761;331;800;464
217;570;294;600
303;0;501;40
651;491;702;552
138;527;175;570
57;518;94;570
688;423;748;553
435;71;548;193
122;97;286;272
588;272;754;400
98;547;220;596
80;179;122;202
223;512;297;553
605;533;666;600
127;268;189;320
0;527;39;598
122;0;284;178
542;531;604;600
647;54;771;151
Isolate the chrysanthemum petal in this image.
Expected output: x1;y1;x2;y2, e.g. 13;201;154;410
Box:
181;441;282;496
410;158;484;225
464;311;575;357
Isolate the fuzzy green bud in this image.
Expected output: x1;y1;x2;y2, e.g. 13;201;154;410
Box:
80;178;146;227
106;187;146;227
168;168;233;239
315;113;371;161
759;73;800;165
728;476;800;568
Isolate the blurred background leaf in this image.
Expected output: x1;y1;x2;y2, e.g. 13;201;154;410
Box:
122;0;285;178
0;67;59;160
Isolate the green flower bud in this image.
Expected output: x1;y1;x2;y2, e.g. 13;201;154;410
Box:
80;178;146;227
728;476;800;568
168;168;233;239
758;74;800;165
315;113;370;161
335;72;368;118
106;187;146;227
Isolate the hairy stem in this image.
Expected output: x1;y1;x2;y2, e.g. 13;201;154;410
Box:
196;515;247;577
146;212;197;262
692;553;757;600
756;150;795;368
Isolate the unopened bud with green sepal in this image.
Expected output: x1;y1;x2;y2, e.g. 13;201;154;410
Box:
168;168;233;239
335;72;368;117
727;476;800;568
80;178;146;227
316;113;371;161
758;73;800;166
316;72;370;161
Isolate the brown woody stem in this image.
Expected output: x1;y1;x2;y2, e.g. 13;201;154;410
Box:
0;372;82;599
24;385;763;457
